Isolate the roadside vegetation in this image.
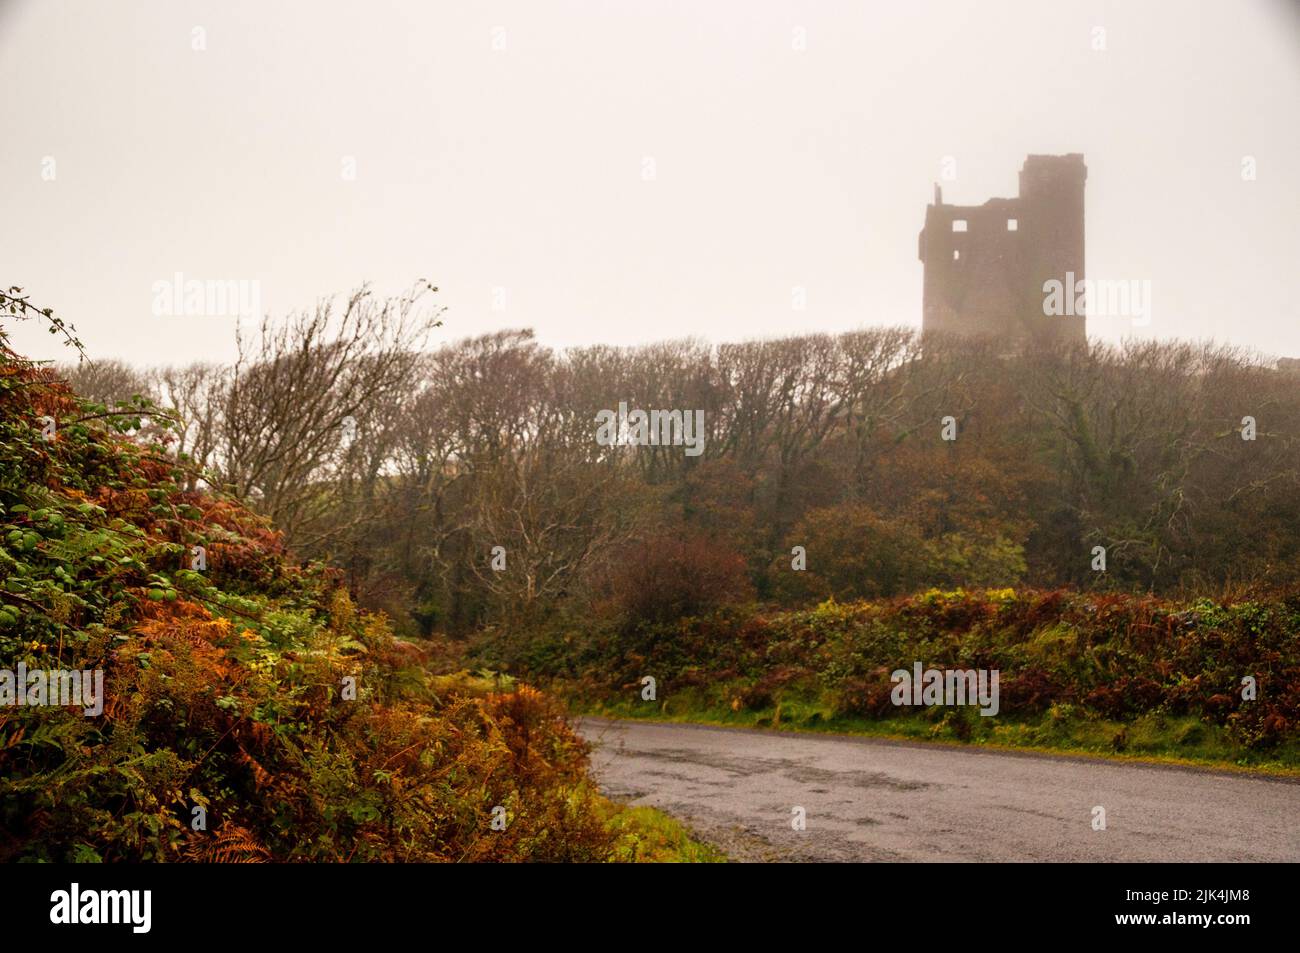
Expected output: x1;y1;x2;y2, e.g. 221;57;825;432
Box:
0;291;714;862
494;588;1300;773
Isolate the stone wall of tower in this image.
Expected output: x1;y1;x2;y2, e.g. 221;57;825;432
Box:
919;154;1087;346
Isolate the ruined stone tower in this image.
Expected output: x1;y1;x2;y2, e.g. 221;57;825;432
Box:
918;154;1087;346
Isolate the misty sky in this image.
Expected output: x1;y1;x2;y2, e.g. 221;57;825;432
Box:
1;0;1298;366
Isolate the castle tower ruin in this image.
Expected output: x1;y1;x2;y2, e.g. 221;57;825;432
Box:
918;154;1087;346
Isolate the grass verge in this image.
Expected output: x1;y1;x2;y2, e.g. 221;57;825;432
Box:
601;803;726;862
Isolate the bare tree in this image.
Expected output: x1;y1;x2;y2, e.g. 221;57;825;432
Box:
215;282;443;545
55;359;154;408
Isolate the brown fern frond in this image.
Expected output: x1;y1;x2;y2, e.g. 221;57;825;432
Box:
185;822;271;863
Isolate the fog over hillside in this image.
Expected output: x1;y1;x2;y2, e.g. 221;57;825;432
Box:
2;0;1298;364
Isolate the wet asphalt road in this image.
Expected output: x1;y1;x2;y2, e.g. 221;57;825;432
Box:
577;718;1300;862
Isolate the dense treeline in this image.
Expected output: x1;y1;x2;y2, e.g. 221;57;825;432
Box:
62;286;1300;639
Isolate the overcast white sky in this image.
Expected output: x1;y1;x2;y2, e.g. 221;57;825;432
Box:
1;0;1298;366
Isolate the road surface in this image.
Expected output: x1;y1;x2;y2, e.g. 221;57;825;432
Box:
577;718;1300;862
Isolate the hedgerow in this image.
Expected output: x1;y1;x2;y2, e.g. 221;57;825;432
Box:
501;587;1300;755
